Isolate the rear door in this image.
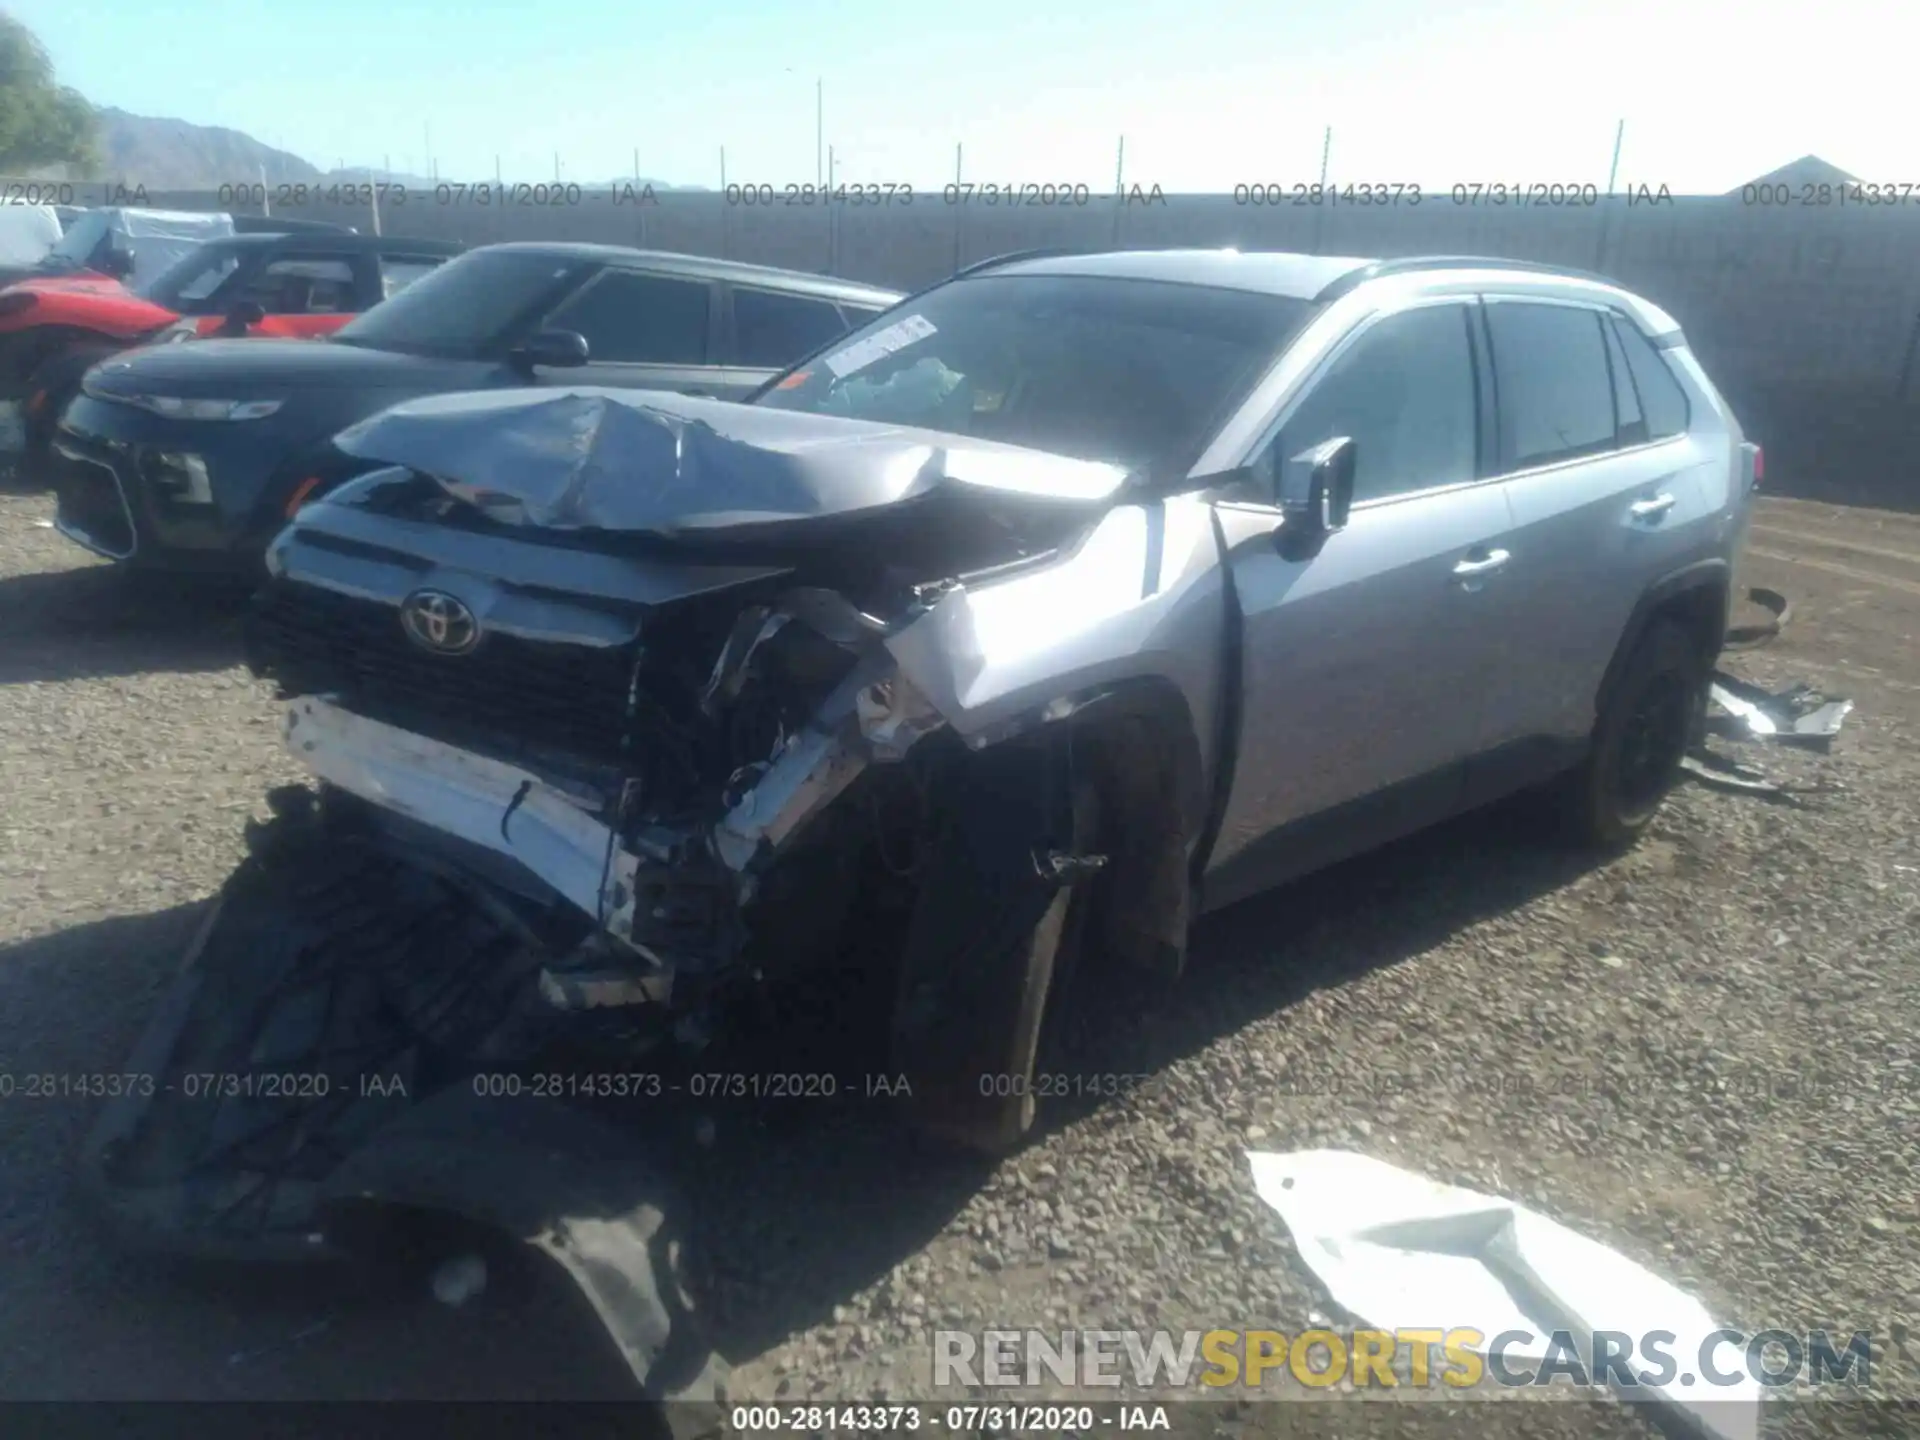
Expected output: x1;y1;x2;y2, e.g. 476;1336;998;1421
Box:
1476;297;1713;766
1205;299;1513;899
532;266;730;395
720;283;862;392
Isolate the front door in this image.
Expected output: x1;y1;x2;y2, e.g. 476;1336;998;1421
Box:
1204;300;1514;908
531;268;732;394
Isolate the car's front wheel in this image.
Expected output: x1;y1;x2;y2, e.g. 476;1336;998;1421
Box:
1562;617;1706;848
888;738;1103;1155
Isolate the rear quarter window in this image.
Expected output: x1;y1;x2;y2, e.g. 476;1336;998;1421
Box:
1611;317;1690;441
1485;301;1619;470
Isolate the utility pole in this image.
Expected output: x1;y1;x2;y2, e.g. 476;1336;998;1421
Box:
816;78;824;188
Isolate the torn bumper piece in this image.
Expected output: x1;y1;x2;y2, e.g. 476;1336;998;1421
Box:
74;808;721;1402
287;695;641;927
1706;671;1853;751
288;645;948;966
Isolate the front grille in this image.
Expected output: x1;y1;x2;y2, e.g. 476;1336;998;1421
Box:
249;582;640;765
53;449;136;559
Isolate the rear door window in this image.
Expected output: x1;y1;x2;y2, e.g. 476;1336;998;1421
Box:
1610;317;1690;441
733;287;850;366
235;256;359;314
1485;302;1619;470
543;269;711;364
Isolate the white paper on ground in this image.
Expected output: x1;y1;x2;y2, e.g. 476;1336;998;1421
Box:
1247;1149;1760;1440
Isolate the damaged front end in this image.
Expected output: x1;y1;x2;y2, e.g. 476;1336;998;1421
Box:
81;389;1221;1386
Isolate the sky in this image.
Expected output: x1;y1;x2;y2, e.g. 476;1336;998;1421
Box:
9;0;1910;193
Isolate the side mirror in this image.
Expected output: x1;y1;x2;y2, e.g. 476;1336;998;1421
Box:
99;244;136;280
509;328;590;372
1278;435;1357;545
221;299;267;335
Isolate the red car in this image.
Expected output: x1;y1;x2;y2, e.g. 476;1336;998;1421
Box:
0;230;462;479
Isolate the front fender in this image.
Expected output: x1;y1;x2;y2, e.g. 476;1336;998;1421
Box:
884;495;1229;803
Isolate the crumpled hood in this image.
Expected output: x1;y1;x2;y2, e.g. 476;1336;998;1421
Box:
330;386;1130;538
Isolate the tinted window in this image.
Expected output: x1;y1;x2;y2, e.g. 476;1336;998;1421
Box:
1612;317;1689;441
334;249;585;358
1603;317;1644;444
380;255;444;300
544;270;710;364
1486;303;1617;470
235;256;357;313
143;244;244;310
757;274;1309;481
734;288;848;366
1274;305;1477;503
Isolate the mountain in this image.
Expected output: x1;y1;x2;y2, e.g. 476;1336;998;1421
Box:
90;106;322;189
29;107;689;193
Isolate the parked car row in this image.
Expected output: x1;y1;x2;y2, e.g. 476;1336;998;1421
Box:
0;204;365;466
10;229;898;573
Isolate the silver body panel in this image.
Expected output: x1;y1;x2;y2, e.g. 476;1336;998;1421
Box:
274;253;1754;944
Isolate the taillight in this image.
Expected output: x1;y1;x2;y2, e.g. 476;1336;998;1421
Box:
284;476;325;517
1751;444;1764;486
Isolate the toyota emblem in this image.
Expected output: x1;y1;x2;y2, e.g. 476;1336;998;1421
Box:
399;589;481;655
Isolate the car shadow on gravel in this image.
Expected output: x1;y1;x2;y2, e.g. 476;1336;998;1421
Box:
0;798;1603;1398
1040;796;1609;1130
0;564;252;684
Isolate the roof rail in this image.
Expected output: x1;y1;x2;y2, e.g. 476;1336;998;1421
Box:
951;247;1090;279
1313;254;1624;304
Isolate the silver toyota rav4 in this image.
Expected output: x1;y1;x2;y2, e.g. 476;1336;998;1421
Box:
84;252;1760;1357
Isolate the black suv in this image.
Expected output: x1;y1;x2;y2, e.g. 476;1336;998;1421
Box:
49;244;903;579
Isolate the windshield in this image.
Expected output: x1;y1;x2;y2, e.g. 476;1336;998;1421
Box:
140;241;245;310
755;273;1310;479
41;210;109;270
332;248;584;358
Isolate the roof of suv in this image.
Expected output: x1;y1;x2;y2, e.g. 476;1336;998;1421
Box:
986;249;1378;299
203;232;465;256
471;242;903;305
973;248;1680;337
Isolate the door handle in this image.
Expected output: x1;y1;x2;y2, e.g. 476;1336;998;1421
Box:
1452;548;1511;579
1629;493;1677;521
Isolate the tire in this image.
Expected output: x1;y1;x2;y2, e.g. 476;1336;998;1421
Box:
889;741;1102;1155
22;346;118;484
1562;617;1706;848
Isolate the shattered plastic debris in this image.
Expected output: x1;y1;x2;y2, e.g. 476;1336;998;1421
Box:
431;1252;489;1307
1247;1150;1760;1440
1706;672;1853;751
1680;587;1852;798
1684;668;1852;799
1679;751;1794;797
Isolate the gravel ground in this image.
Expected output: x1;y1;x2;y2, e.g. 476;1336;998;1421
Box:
1;487;1915;1436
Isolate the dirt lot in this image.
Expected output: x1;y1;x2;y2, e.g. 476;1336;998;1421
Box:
1;489;1915;1432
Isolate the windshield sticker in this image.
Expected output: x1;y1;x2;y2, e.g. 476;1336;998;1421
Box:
822;313;937;379
775;369;812;390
